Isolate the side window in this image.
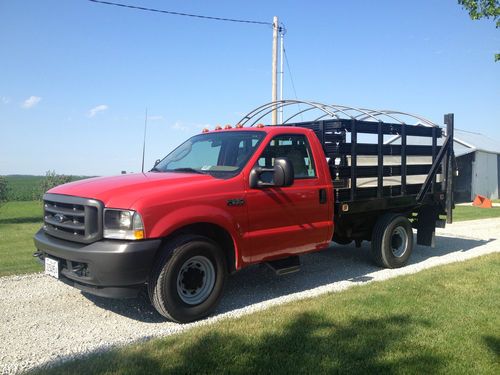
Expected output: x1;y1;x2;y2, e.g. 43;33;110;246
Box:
257;134;316;179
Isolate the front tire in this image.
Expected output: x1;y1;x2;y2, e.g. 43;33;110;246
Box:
371;214;414;268
148;235;226;323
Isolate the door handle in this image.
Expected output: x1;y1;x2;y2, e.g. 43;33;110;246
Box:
319;188;327;204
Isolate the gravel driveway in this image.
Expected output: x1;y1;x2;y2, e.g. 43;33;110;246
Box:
1;218;499;374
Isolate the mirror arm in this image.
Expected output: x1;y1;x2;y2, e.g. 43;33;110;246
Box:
254;167;274;174
256;182;276;188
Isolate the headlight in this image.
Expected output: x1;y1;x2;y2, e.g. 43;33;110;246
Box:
103;209;145;240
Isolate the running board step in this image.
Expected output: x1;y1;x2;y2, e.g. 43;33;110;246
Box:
266;256;301;276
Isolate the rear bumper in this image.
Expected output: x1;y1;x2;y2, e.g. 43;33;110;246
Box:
33;229;161;298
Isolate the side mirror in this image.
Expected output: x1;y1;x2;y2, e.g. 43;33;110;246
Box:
249;157;294;189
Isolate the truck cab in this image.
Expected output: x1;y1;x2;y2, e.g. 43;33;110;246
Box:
34;126;334;322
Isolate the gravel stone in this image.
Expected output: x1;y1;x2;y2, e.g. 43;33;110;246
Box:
1;218;499;374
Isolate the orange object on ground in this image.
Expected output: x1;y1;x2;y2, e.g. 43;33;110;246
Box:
472;194;493;208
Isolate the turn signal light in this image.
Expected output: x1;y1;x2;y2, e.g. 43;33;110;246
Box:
214;125;222;131
235;123;243;128
224;124;232;129
256;123;265;128
202;128;210;133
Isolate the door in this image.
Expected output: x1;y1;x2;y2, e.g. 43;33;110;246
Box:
245;134;330;262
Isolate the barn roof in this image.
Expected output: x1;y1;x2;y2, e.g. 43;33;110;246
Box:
453;129;500;156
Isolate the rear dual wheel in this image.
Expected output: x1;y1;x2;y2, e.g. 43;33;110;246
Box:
371;214;414;268
148;235;226;323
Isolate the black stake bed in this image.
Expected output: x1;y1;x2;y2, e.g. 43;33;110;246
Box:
238;100;455;245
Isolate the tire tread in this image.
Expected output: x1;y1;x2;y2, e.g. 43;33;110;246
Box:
148;234;222;322
371;213;413;268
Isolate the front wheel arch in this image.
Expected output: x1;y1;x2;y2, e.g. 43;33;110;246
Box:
155;222;238;274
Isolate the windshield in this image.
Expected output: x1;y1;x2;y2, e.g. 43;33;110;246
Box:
153;131;266;178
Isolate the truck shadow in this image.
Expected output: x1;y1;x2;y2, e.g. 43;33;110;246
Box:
43;312;446;374
83;234;492;322
216;235;493;314
82;290;162;323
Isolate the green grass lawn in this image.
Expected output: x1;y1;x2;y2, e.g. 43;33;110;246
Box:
453;204;500;221
33;253;500;375
0;201;43;277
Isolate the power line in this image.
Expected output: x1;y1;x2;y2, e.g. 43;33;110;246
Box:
283;49;299;100
88;0;272;26
283;48;303;121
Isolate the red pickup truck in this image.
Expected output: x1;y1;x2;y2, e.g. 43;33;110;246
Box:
34;101;454;323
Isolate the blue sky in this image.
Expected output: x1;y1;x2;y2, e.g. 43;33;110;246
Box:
1;0;499;176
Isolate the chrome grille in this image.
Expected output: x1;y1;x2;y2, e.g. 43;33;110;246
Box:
43;193;103;243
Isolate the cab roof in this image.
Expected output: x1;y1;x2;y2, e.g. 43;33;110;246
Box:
201;125;313;136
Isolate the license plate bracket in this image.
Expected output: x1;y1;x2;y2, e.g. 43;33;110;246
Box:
45;257;59;279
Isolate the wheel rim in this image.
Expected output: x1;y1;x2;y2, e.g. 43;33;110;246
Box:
391;226;408;257
176;255;215;305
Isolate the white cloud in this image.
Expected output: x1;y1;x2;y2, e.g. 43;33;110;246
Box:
88;104;108;118
171;121;188;131
147;115;164;121
167;121;210;132
1;96;10;104
22;96;41;108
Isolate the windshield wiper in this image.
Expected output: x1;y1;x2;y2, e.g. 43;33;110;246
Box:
169;168;206;174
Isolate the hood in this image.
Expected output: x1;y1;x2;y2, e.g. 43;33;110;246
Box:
48;172;214;209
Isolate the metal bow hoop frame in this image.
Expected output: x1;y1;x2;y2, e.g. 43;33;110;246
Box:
237;100;439;128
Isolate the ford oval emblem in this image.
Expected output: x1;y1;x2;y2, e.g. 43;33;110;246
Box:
54;213;65;223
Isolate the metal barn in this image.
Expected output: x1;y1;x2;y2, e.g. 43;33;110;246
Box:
453;130;500;203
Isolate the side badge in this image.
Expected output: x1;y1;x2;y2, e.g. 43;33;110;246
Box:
227;199;245;207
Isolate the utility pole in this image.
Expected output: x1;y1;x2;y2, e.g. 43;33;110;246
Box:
271;16;278;125
141;108;148;173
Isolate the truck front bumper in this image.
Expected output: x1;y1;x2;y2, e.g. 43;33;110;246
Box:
33;229;161;299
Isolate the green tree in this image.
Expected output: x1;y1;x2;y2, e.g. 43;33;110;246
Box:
0;176;9;203
34;170;73;200
458;0;500;61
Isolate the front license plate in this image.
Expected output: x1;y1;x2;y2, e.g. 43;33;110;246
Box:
45;257;59;279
